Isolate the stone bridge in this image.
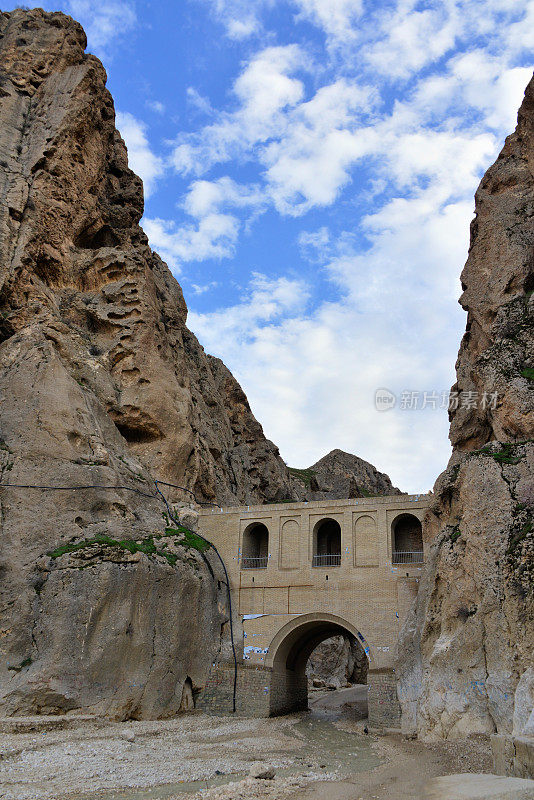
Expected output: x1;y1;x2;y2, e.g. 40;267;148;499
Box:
196;494;431;728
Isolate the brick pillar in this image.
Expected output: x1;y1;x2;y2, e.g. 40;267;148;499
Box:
368;668;401;730
196;660;272;717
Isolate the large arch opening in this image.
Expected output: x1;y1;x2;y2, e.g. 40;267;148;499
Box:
267;613;370;716
312;518;341;567
391;513;423;564
241;522;269;569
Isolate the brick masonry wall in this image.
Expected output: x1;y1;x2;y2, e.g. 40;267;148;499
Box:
196;660;272;717
368;669;401;729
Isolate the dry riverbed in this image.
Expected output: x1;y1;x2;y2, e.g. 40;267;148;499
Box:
0;689;493;800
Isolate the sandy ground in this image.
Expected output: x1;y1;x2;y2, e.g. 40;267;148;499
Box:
0;688;493;800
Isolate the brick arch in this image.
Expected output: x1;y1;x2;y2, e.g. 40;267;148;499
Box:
266;612;373;716
390;512;423;563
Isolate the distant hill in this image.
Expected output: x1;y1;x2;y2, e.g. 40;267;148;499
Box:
288;448;403;500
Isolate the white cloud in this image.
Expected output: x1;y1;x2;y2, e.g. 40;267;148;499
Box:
187;193;470;491
144;177;267;270
186;87;213;116
167;0;533;488
293;0;363;42
199;0;272;39
189;273;311;342
298;227;330;262
183;177;266;218
190;281;220;295
263;80;377;214
172;45;307;175
147;100;166;115
66;0;136;54
365;2;459;80
115;112;164;199
143;214;240;271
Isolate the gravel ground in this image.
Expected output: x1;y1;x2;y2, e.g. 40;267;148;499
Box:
0;691;493;800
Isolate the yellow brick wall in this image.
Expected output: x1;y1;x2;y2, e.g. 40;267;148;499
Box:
199;495;431;671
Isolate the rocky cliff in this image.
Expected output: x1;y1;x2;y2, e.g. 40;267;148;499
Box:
0;8;294;509
306;634;368;689
0;7;297;718
289;449;402;500
397;75;534;743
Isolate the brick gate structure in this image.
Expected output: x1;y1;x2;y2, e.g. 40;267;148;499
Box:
196;494;431;728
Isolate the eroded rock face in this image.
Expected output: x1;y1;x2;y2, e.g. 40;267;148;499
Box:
0;8;290;718
397;76;534;741
0;9;294;509
290;449;402;500
306;635;368;689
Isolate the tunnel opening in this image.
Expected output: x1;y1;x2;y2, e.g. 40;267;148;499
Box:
268;614;370;717
391;513;423;564
312;518;341;567
241;522;269;569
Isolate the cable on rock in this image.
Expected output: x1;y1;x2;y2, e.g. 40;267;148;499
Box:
155;480;238;713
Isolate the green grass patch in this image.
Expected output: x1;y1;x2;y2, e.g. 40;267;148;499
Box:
521;367;534;382
166;527;212;553
449;525;461;543
477;443;522;465
287;467;316;487
47;525;210;565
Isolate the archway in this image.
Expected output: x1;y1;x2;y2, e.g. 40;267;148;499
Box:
241;522;269;569
391;513;423;564
312;518;341;567
266;613;371;716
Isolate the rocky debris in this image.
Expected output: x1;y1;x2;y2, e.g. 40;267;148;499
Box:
397;75;534;745
306;635;368;689
289;449;402;500
249;763;276;780
424;774;534;800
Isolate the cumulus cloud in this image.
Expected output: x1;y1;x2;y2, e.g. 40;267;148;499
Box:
293;0;363;43
115;112;164;198
144;177;267;270
199;0;273;39
172;45;307;176
66;0;136;54
187;193;469;490
158;0;533;487
143;214;240;272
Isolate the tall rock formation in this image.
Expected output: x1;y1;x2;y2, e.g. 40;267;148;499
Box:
0;8;294;509
0;8;295;718
289;449;402;500
397;75;534;744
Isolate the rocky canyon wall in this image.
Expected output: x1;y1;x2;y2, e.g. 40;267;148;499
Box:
397;75;534;745
0;8;294;718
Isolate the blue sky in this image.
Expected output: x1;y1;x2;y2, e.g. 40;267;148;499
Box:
12;0;533;491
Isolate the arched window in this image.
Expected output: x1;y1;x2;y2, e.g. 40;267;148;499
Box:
241;523;269;569
313;518;341;567
392;514;423;564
